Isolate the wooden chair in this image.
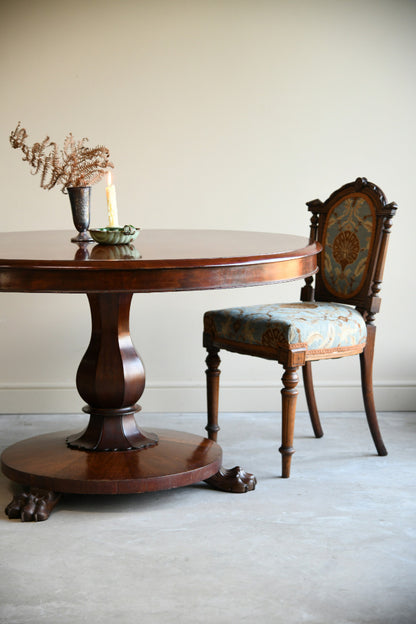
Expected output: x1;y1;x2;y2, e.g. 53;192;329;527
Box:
203;178;397;478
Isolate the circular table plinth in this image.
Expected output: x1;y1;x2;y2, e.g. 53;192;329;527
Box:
1;429;222;495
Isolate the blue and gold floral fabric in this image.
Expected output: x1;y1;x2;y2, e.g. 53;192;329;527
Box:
204;302;366;353
322;194;375;298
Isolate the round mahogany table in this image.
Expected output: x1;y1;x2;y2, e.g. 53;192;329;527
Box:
0;229;320;521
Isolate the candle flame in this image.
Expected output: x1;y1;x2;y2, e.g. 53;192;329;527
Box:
107;171;112;186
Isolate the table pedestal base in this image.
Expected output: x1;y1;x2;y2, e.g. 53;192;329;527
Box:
2;429;256;521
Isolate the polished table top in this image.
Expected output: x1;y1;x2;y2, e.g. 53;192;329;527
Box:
0;229;321;292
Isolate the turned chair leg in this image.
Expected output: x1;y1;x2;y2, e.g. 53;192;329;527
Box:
360;326;387;456
302;361;324;438
205;347;221;441
279;366;299;478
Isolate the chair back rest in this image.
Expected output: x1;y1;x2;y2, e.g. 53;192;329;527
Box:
302;178;397;321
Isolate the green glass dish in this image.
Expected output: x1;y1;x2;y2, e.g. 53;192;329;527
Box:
89;226;140;245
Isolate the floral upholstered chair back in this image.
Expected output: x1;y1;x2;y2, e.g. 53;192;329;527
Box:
303;178;397;319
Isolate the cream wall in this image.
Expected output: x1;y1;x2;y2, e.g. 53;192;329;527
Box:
0;0;415;414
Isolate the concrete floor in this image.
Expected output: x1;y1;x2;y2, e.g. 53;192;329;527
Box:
0;411;415;624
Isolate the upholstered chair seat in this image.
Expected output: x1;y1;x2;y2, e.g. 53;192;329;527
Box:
203;178;397;479
204;302;367;357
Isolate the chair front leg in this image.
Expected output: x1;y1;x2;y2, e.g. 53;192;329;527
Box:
302;361;324;438
279;365;299;478
360;325;387;456
205;347;221;441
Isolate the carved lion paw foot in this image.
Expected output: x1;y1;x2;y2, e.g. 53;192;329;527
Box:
5;489;61;522
204;466;257;493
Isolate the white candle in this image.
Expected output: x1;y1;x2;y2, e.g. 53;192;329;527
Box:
106;172;119;227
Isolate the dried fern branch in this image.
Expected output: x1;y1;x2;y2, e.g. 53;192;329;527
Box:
9;122;114;193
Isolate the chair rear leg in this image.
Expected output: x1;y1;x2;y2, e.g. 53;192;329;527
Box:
205;347;221;441
360;326;387;456
302;361;324;438
279;366;299;478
